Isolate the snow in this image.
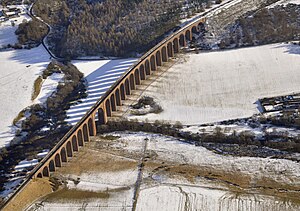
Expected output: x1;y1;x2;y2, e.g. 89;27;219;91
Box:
268;0;300;8
66;59;138;125
127;43;300;125
33;73;64;104
67;170;138;192
0;46;50;148
0;8;30;47
14;159;38;171
27;131;300;210
136;184;299;211
37;149;49;158
115;132;300;183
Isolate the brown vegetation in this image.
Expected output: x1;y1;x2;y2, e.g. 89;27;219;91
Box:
220;4;300;48
32;0;214;58
15;18;48;47
31;76;43;101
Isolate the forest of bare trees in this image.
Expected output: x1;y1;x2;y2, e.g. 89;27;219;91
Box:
32;0;213;58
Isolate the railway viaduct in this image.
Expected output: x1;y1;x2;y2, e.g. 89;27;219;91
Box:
1;16;206;209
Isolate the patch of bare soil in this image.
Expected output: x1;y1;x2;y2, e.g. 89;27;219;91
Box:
54;142;138;176
45;188;109;202
3;178;52;211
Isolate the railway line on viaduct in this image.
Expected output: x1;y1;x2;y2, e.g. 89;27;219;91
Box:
1;0;236;208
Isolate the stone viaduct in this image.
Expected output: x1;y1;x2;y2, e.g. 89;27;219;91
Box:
1;16;206;208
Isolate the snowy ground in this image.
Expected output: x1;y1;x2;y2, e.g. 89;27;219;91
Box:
27;132;300;210
66;59;138;125
0;46;50;148
0;7;30;47
126;43;300;125
268;0;300;7
33;73;64;105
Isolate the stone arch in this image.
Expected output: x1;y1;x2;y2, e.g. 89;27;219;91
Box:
105;99;111;117
198;22;205;31
42;166;49;177
55;153;62;167
66;141;73;157
134;69;140;85
77;129;84;146
88;118;95;136
72;136;78;152
37;173;42;178
97;108;105;125
130;74;135;90
192;26;198;33
179;34;186;47
145;60;151;75
115;89;121;106
185;30;192;41
162;46;168;62
173;38;179;54
167;42;174;58
156;51;162;66
125;79;130;95
61;147;67;162
49;160;55;172
150;55;156;71
120;83;126;100
139;64;146;80
110;94;117;112
83;124;89;142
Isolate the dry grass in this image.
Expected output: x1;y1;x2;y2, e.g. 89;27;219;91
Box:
2;178;52;211
12;109;25;125
55;146;138;176
31;76;43;101
45;188;109;202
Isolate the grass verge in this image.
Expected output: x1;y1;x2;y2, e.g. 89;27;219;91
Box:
31;76;43;101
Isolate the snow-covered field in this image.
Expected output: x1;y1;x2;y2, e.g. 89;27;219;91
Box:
27;132;300;210
0;46;50;148
66;59;138;125
34;73;64;104
127;43;300;125
0;9;30;47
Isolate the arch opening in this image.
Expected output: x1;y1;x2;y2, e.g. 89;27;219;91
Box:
167;42;174;58
77;130;84;146
42;166;49;177
125;79;130;95
145;61;151;75
134;69;140;85
179;34;186;47
139;65;146;80
105;100;112;117
150;55;156;71
61;147;67;162
115;89;121;106
97;108;105;125
162;46;168;62
66;141;73;157
83;124;89;142
156;51;162;66
185;30;192;41
88;118;95;136
49;160;55;172
72;136;78;151
120;84;126;100
173;38;179;54
55;153;62;167
130;74;135;90
110;94;117;112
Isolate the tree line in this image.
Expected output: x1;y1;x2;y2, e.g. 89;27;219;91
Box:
32;0;214;58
